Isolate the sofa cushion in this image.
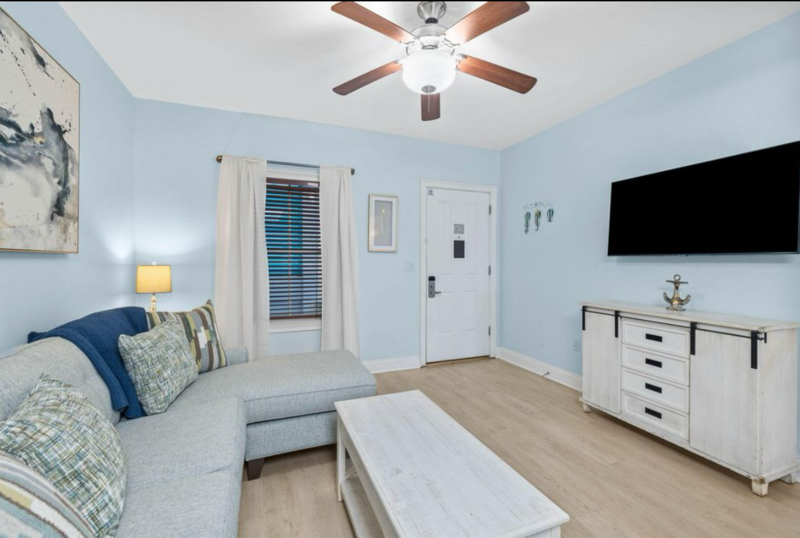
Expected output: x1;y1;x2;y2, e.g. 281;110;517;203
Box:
169;350;377;423
116;469;241;538
119;319;198;415
146;300;227;373
0;376;126;537
116;397;246;492
0;337;119;425
28;307;150;419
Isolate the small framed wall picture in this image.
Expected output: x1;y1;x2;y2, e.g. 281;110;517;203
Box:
368;194;398;252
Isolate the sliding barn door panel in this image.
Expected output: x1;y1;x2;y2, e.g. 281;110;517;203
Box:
689;330;759;474
582;311;621;414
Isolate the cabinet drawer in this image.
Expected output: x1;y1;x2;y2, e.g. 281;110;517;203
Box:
622;320;689;358
622;394;688;440
622;368;688;412
622;346;689;385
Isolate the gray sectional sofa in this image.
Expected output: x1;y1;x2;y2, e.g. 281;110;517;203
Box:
0;337;376;537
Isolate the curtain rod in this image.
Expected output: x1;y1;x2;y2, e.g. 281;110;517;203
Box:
215;155;354;175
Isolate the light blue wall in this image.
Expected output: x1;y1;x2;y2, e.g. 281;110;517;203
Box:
0;2;136;350
499;12;800;448
132;100;500;362
500;11;800;373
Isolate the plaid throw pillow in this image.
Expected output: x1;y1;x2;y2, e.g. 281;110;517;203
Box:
0;453;93;538
146;300;227;373
119;319;198;415
0;376;126;537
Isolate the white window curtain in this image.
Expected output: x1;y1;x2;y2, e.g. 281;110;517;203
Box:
320;165;360;358
214;155;270;361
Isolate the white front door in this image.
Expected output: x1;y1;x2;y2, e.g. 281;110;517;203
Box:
425;188;491;363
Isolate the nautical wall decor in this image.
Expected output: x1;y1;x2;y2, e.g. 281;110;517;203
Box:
523;201;555;233
0;8;80;253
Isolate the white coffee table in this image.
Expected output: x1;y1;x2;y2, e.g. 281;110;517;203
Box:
335;390;569;538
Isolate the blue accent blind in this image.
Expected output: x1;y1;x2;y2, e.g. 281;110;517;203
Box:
265;178;322;319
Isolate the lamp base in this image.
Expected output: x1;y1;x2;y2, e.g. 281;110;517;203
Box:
149;294;158;313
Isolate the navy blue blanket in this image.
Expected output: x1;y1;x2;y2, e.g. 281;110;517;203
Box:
28;307;149;418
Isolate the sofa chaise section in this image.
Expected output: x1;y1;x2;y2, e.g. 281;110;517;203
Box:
169;349;377;479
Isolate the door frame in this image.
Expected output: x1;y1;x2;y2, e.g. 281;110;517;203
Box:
419;179;498;367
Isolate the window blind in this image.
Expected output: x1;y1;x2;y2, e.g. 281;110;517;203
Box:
265;177;322;320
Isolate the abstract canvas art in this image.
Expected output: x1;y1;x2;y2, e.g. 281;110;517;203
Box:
0;8;80;253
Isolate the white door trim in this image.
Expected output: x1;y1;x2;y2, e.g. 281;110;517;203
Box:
419;179;498;367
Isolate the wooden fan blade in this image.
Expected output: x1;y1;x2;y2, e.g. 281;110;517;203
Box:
444;2;529;45
457;55;537;94
333;60;402;95
421;93;441;121
332;2;414;43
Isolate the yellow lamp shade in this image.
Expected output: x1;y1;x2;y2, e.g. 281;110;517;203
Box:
136;265;172;294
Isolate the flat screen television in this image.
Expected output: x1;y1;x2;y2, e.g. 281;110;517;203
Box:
608;141;800;256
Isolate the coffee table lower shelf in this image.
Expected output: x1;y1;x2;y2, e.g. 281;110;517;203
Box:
341;468;384;538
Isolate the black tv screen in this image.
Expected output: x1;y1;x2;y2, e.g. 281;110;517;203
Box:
608;142;800;256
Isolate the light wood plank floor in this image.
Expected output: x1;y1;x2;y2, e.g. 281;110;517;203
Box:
239;358;800;537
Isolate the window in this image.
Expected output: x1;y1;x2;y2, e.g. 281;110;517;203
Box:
265;176;322;321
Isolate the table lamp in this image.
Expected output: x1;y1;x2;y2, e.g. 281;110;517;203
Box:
136;264;172;312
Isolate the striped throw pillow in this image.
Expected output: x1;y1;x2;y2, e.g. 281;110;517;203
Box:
0;376;126;537
146;300;227;373
119;319;198;415
0;453;92;538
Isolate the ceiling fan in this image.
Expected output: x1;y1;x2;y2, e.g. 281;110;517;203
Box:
331;1;537;121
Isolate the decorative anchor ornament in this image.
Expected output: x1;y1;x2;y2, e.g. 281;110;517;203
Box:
663;274;691;311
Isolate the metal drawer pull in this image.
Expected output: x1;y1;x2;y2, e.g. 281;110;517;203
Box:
644;407;662;420
645;358;663;368
645;383;662;394
645;333;663;343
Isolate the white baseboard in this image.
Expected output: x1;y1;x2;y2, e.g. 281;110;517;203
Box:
363;355;421;374
497;347;582;392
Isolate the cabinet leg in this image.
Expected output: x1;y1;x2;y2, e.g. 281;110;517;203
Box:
780;473;798;485
582;403;592;413
751;479;769;496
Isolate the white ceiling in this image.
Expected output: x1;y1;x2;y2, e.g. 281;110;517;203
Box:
60;2;800;150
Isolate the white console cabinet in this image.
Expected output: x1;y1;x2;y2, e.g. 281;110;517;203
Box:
580;301;799;496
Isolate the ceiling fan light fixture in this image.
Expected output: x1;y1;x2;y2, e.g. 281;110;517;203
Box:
401;50;456;95
331;1;537;120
